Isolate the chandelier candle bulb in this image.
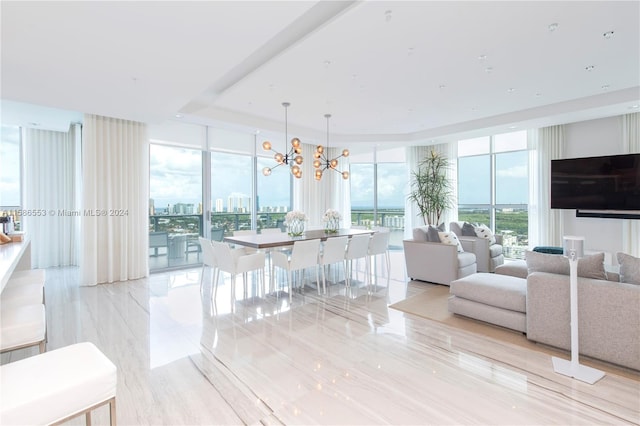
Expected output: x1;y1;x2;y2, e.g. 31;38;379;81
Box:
313;114;350;180
262;102;304;179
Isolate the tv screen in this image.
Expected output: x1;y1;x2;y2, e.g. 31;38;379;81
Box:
551;153;640;210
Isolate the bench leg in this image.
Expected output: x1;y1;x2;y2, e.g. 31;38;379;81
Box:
39;340;46;354
86;411;92;425
109;397;117;426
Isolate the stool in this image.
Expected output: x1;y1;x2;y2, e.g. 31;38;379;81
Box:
0;342;117;425
1;283;44;309
5;269;46;289
0;304;46;355
449;272;527;332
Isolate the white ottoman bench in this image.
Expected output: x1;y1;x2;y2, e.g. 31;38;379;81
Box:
0;342;117;425
448;272;527;332
1;304;46;354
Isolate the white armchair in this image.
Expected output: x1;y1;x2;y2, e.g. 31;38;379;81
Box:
403;226;477;285
450;222;504;273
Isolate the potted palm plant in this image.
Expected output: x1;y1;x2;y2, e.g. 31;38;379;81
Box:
408;149;454;226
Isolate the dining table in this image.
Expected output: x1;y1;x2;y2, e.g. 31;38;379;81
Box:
223;228;374;250
223;228;375;295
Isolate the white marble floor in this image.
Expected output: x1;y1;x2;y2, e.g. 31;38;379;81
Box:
3;252;639;425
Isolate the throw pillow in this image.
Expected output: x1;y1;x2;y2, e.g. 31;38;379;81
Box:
474;224;496;244
438;231;464;253
427;226;440;242
412;226;429;242
461;222;476;236
525;250;607;280
617;252;640;285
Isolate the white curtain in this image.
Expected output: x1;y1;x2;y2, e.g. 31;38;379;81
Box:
81;114;149;286
529;125;565;247
22;124;81;268
293;143;350;230
622;112;640;257
404;142;457;238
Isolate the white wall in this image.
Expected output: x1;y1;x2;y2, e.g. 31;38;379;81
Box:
561;115;627;265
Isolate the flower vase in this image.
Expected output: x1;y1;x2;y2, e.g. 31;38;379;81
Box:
287;219;305;237
325;218;339;233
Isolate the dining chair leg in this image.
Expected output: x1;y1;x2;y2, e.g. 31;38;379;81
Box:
287;270;293;302
200;264;206;294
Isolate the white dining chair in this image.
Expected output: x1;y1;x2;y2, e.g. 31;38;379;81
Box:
318;236;348;295
368;231;391;292
271;239;321;302
344;234;371;289
198;237;217;296
212;241;265;300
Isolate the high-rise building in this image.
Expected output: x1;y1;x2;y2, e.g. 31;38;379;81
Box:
215;199;223;212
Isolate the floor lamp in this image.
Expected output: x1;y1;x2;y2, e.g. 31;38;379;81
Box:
551;236;606;384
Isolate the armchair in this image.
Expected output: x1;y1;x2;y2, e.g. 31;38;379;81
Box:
450;222;504;273
403;227;477;285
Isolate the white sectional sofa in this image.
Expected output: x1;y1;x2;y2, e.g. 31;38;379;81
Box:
448;251;640;371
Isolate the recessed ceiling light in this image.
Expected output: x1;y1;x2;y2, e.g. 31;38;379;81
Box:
508;125;518;129
438;84;446;89
323;60;331;67
385;10;392;22
478;54;487;61
630;105;639;109
485;67;493;73
585;65;595;71
535;93;542;97
603;31;614;39
407;47;414;56
507;87;516;93
175;113;183;118
28;122;39;126
548;23;559;32
601;84;610;90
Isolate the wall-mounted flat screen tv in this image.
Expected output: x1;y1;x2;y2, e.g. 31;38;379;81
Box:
551;153;640;210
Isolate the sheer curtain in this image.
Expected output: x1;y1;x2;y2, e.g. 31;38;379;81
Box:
529;125;565;247
22;124;81;268
622;112;640;256
293;143;350;230
404;142;457;238
81;114;149;286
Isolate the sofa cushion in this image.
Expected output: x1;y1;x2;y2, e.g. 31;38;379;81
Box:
461;222;476;236
617;252;640;285
450;273;526;313
413;224;444;242
474;224;496;244
525;250;607;280
413;226;428;242
457;252;476;268
439;231;463;252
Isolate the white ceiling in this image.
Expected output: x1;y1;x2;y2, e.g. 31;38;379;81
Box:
2;1;639;145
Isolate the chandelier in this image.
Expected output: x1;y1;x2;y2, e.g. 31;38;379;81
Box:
261;102;303;179
313;114;349;180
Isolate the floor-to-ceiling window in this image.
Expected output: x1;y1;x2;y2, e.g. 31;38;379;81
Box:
0;125;22;230
256;156;291;231
211;152;253;235
350;148;406;249
149;144;203;270
458;131;529;259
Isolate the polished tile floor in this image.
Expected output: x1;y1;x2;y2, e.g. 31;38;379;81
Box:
3;252;639;425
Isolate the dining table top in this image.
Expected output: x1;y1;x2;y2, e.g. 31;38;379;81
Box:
223;228;374;249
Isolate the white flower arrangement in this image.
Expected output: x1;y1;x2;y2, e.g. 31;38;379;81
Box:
285;210;306;224
322;209;341;222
